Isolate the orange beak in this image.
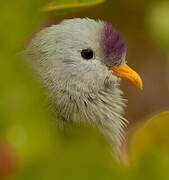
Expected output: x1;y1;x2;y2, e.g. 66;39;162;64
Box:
110;64;143;89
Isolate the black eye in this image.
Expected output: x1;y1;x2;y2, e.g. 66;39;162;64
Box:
81;49;94;60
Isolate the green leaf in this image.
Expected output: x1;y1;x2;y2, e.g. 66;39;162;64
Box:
42;0;105;15
0;0;44;52
129;111;169;163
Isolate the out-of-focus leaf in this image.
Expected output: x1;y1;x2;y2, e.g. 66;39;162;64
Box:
0;0;55;176
0;0;51;163
128;111;169;180
0;0;44;51
42;0;105;15
129;111;169;163
147;2;169;51
13;126;127;180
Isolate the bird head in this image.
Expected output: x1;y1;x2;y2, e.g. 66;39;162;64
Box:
25;18;142;157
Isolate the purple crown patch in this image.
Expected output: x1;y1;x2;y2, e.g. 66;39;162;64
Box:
101;22;127;66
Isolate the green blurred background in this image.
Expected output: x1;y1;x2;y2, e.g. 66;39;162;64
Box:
1;0;169;179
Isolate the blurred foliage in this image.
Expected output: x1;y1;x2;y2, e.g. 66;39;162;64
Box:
129;112;169;180
147;1;169;88
147;1;169;52
0;0;44;51
42;0;105;16
1;0;169;179
130;112;169;163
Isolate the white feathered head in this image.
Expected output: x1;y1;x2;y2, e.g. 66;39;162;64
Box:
25;18;142;157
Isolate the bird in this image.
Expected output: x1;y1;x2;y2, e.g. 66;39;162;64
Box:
24;18;142;158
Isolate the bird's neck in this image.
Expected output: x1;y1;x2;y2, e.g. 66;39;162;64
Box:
50;79;127;157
